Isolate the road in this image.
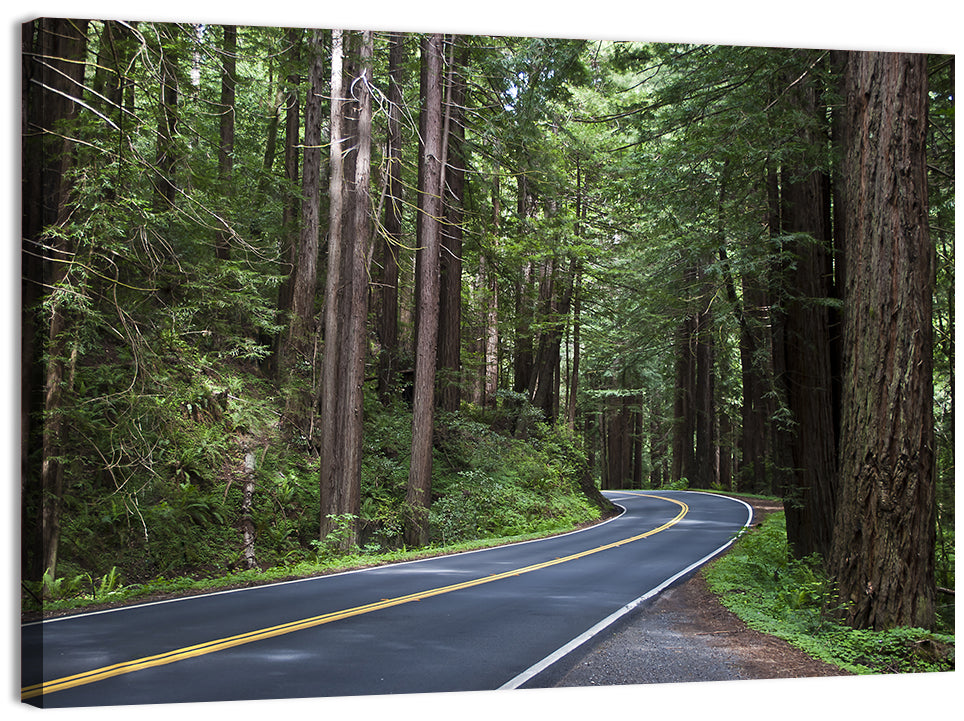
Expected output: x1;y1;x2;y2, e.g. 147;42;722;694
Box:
22;490;752;707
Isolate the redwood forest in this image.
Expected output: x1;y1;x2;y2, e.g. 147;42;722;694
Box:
21;18;954;672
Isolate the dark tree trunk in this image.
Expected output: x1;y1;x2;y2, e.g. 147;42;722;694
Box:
154;24;179;211
214;25;236;261
405;33;444;547
375;31;405;402
671;269;697;484
438;39;467;412
271;28;302;377
288;30;325;359
693;261;716;489
21;18;90;583
830;51;935;631
779;166;838;560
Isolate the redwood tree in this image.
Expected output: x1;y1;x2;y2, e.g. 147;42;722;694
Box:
830;51;936;630
405;33;444;546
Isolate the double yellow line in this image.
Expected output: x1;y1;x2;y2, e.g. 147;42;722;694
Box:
23;493;686;701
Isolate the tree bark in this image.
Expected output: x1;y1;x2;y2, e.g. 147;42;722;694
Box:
287;30;325;359
438;39;468;412
214;25;236;261
693;261;717;489
830;51;935;630
375;31;405;402
154;24;180;211
671;268;697;484
318;30;373;548
404;33;444;547
21;18;90;584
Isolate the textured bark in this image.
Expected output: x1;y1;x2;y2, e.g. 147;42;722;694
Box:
671;266;698;484
288;30;325;353
693;262;717;489
438;40;467;412
318;31;373;548
319;29;348;542
779;166;838;560
831;52;935;630
375;31;404;402
272;28;302;377
405;34;444;547
240;452;258;570
529;258;576;422
214;25;236;261
154;24;179;211
21;18;90;582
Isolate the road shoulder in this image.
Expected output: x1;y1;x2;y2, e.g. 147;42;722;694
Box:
540;495;851;687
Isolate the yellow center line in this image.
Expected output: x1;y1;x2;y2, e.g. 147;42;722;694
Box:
23;493;686;700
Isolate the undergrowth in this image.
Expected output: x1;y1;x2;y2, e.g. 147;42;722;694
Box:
24;384;602;616
703;512;955;675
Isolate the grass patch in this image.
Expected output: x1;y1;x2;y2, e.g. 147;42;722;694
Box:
703;511;954;675
28;523;597;617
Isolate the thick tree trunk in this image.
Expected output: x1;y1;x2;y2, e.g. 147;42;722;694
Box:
405;33;444;547
779;167;838;560
319;29;348;543
831;51;935;630
22;18;89;584
318;30;373;549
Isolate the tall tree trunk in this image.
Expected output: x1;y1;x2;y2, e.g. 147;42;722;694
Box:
830;51;935;630
22;18;90;584
480;164;501;408
375;31;405;402
271;28;302;377
438;39;467;412
287;30;325;365
671;268;697;484
779;170;838;560
513;176;536;395
768;61;841;560
693;261;717;489
214;25;236;261
767;165;798;512
154;24;179;211
319;29;347;542
318;30;372;548
404;33;444;547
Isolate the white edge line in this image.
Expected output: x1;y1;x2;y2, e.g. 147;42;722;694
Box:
498;492;755;690
25;495;631;628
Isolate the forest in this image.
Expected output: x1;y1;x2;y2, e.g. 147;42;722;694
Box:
21;18;953;640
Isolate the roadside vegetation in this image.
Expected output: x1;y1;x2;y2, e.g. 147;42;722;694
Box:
704;510;955;675
22;381;604;617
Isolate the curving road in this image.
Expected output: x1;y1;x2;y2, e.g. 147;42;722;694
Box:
22;490;752;707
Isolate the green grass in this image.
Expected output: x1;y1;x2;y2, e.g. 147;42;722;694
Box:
28;523;596;617
703;511;955;675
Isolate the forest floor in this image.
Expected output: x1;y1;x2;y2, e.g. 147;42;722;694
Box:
546;496;852;687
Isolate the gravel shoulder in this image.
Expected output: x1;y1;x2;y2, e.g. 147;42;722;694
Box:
534;495;851;688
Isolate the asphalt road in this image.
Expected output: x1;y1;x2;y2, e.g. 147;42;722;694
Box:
22;489;752;707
